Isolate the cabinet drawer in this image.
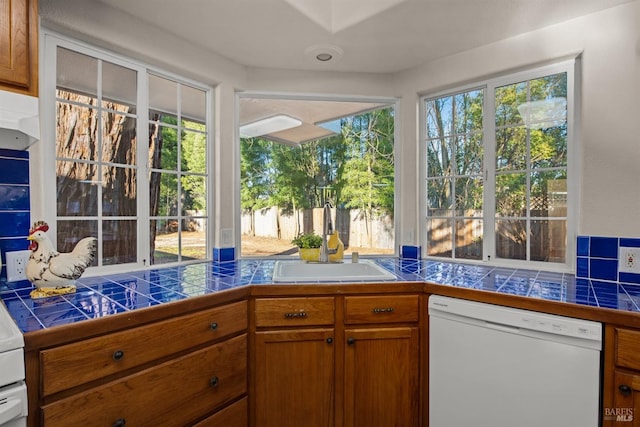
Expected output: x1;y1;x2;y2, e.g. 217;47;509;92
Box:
255;297;335;327
193;397;248;427
42;334;247;427
41;300;247;396
616;328;640;370
344;295;419;324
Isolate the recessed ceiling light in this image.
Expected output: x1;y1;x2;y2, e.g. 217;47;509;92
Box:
305;44;343;64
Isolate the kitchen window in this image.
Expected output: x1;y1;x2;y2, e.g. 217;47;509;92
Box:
45;36;211;270
423;60;576;268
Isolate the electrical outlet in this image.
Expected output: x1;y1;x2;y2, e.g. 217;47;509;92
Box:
619;247;640;274
5;250;31;282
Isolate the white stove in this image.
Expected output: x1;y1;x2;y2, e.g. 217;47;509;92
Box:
0;302;26;427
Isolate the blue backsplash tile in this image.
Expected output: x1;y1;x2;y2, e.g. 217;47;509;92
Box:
400;245;421;259
576;257;589;278
577;236;589;257
590;258;618;281
589;236;619;258
213;247;235;262
0;149;30;280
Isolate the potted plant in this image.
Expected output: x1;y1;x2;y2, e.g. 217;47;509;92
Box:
291;233;323;261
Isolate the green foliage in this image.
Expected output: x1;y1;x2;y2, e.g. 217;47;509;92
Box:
291;232;323;248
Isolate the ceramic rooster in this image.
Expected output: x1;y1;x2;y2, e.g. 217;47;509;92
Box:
25;221;97;298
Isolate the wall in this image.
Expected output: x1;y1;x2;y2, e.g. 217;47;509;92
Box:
0;149;31;280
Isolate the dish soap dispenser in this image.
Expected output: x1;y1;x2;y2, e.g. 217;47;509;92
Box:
328;231;344;262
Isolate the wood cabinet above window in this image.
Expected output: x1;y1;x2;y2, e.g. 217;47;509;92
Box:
0;0;38;96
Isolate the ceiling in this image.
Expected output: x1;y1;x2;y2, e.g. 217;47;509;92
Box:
94;0;632;74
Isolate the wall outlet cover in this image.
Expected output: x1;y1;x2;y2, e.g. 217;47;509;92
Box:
6;250;31;282
619;247;640;274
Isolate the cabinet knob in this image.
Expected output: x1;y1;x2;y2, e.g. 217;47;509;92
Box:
619;384;632;396
326;337;333;344
347;337;356;345
210;322;218;330
210;376;219;387
112;419;126;427
112;350;125;361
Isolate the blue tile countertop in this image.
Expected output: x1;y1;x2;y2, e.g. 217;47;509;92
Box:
1;257;639;333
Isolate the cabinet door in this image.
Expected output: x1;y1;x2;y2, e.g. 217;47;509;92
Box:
254;329;335;427
343;327;419;427
608;370;640;426
0;0;36;94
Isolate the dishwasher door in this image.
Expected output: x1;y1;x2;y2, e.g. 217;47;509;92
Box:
429;295;602;427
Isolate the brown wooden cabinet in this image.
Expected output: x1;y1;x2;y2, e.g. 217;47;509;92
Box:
0;0;38;95
30;300;249;426
604;325;640;426
252;294;421;427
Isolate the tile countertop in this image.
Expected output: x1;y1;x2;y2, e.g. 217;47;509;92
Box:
1;257;639;333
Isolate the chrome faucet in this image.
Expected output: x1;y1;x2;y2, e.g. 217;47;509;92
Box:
319;202;337;263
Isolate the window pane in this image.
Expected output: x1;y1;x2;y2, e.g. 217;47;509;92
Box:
496;173;526;217
57;220;98;265
148;119;179;170
531;219;566;263
530;126;567;168
56;101;98;161
182;219;207;261
496;126;526;171
56;161;99;216
149;74;177;115
182;84;207;123
454;90;483;134
427;218;452;257
102;61;137;109
454;177;483;213
150;172;178;216
151;219;180;265
427;178;452;215
57;47;97;97
181;175;206;216
102;111;137;165
496;219;526;260
102;166;137;216
455;219;483;260
427;137;452;177
530;171;567;217
455;134;483;175
182;129;206;173
103;220;137;265
426;97;452;138
495;82;527;128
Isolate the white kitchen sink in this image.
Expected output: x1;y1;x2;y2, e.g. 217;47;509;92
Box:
272;259;396;283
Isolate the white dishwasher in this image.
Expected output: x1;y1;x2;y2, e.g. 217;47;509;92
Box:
429;295;602;427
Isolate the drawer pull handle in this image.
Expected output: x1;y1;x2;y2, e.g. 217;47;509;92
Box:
210;376;219;387
372;307;394;313
112;350;125;361
347;337;356;345
619;384;632;396
112;418;126;427
210;322;218;330
284;311;308;319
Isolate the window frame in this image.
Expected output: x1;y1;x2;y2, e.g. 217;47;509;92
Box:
420;59;579;272
41;32;214;274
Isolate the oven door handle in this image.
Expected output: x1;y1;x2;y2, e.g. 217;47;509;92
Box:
0;396;23;425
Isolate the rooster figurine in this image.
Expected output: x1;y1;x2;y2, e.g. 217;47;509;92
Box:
26;221;97;299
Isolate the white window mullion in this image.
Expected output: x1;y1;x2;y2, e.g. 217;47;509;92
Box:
483;84;496;263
